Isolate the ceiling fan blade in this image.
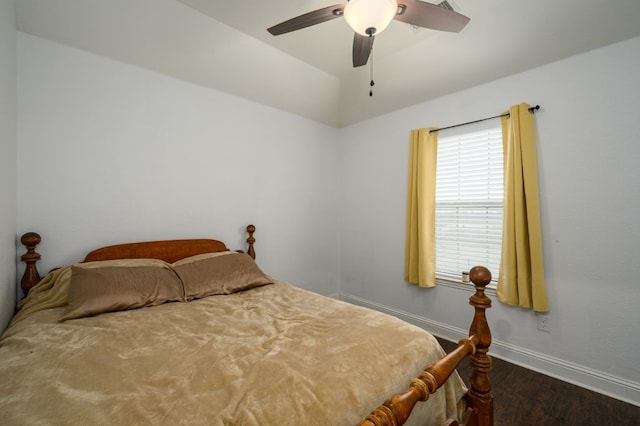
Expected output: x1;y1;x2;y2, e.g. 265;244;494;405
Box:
353;33;374;67
395;0;470;32
267;4;345;36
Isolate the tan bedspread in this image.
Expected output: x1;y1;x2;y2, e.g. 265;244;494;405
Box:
0;265;466;425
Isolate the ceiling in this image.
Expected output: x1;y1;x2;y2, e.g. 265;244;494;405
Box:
14;0;640;127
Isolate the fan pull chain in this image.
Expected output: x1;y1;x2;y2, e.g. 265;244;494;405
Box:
369;47;375;97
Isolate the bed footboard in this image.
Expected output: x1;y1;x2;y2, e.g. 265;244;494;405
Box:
358;266;493;426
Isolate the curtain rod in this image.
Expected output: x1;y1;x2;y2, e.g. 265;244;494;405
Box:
429;105;540;134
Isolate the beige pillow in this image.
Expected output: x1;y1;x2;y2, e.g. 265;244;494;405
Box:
78;258;172;269
61;264;184;321
171;250;233;267
173;253;272;300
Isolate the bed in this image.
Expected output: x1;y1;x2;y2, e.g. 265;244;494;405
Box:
1;225;493;425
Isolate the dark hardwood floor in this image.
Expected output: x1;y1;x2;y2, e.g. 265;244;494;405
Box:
437;338;640;425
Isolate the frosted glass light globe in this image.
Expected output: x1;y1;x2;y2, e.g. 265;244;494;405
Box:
344;0;398;36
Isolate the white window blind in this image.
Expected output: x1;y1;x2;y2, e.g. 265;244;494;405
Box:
435;126;503;282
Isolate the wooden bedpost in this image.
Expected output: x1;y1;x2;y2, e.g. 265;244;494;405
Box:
20;232;42;296
358;266;494;426
466;266;493;426
246;224;256;259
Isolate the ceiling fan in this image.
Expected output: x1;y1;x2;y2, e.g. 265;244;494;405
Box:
267;0;470;68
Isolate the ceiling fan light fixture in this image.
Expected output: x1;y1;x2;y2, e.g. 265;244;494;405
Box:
344;0;398;37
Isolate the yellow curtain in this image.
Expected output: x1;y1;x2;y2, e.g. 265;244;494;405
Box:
405;128;438;288
498;103;549;312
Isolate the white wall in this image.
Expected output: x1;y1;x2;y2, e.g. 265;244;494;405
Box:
0;0;17;332
339;36;640;403
16;33;341;296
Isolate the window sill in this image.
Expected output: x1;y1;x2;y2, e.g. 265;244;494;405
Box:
435;274;497;297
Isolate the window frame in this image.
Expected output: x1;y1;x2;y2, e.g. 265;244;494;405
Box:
433;121;503;290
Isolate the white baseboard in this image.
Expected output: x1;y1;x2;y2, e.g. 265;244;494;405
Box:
339;292;640;408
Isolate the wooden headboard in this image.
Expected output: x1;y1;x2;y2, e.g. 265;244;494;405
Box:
83;239;231;263
19;224;257;295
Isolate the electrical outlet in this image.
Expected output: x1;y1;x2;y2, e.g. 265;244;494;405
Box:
537;316;550;332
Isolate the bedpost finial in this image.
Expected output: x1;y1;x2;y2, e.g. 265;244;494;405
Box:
469;266;491;288
20;232;42;295
21;232;41;249
246;224;256;260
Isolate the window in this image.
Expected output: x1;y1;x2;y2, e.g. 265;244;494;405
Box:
435;124;503;283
